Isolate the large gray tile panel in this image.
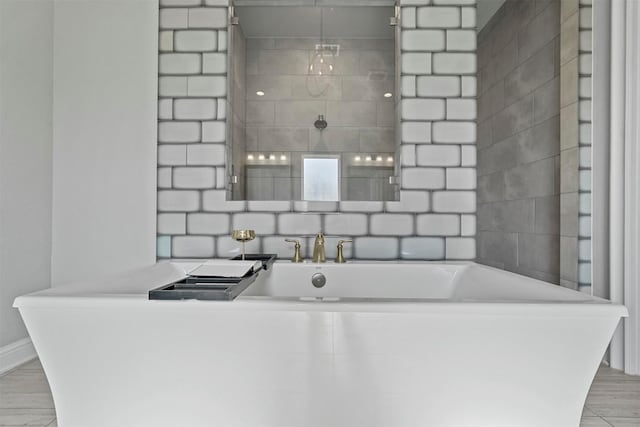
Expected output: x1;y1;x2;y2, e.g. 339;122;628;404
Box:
245;75;292;100
477;29;491;68
560;11;579;65
510;0;538;30
488;81;506;116
258;127;309;152
477;172;505;203
560;235;578;282
342;77;394;101
561;57;578;108
309;128;360;152
477;202;500;232
477;137;518;177
376;102;395;127
476;119;493;150
275;100;326;126
359;128;395;152
504;41;556;107
522;116;560;164
560;147;579;193
492;95;534;142
490;5;517;55
291;76;342;100
258;49;309;75
535;194;560;235
492;39;518;83
560;0;578;23
518;232;560;275
517;0;560;63
500;198;536;233
245;127;258;151
504;156;557;200
246;101;275;125
560;191;579;237
560;102;579;151
359;50;395;75
507;263;560;284
477;199;535;234
477;91;491;123
477;230;518;268
329;51;360;76
533;76;560;125
326;101;378;127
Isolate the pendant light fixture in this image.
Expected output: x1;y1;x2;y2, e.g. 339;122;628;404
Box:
309;7;334;76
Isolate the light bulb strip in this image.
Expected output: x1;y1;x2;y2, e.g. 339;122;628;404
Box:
246;153;393;167
246;152;290;166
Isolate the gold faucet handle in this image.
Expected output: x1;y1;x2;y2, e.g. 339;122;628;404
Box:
284;239;303;263
335;239;353;264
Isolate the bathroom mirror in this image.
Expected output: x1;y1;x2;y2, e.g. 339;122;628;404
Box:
226;1;399;201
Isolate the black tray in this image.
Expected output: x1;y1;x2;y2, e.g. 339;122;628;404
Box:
149;254;277;301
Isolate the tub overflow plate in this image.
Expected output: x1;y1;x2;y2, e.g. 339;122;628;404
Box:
311;273;326;288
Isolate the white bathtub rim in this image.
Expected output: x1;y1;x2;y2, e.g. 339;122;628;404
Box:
12;260;629;319
13;294;628;319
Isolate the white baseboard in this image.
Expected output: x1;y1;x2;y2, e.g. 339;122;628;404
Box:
0;337;37;375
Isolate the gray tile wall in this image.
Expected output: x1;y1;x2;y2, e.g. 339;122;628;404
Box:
157;0;478;262
476;0;562;283
229;23;247;200
559;0;579;290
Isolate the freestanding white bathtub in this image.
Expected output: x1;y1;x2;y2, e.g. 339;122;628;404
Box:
14;261;627;427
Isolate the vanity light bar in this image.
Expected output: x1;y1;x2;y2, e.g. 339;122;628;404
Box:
351;154;394;166
245;153;392;166
246;153;290;165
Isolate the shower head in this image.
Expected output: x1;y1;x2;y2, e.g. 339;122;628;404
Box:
314;115;328;130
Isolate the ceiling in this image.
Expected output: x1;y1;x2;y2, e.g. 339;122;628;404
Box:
236;5;395;39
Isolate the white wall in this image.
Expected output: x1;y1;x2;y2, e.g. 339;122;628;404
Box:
51;0;158;285
0;0;54;348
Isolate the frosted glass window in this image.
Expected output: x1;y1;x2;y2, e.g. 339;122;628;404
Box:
303;157;339;201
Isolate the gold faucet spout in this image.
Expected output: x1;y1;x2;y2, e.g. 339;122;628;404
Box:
312;233;326;263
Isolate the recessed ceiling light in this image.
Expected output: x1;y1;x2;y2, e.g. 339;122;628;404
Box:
256;91;265;96
384;92;393;98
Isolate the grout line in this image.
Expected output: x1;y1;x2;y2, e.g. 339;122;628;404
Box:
598;416;615;427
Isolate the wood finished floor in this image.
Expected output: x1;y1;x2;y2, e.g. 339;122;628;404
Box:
1;359;639;426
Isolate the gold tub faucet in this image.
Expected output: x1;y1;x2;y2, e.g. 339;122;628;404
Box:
312;232;326;263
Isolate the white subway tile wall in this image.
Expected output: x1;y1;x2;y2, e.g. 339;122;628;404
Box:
157;0;477;260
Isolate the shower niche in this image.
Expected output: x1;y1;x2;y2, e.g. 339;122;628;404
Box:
226;2;399;201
